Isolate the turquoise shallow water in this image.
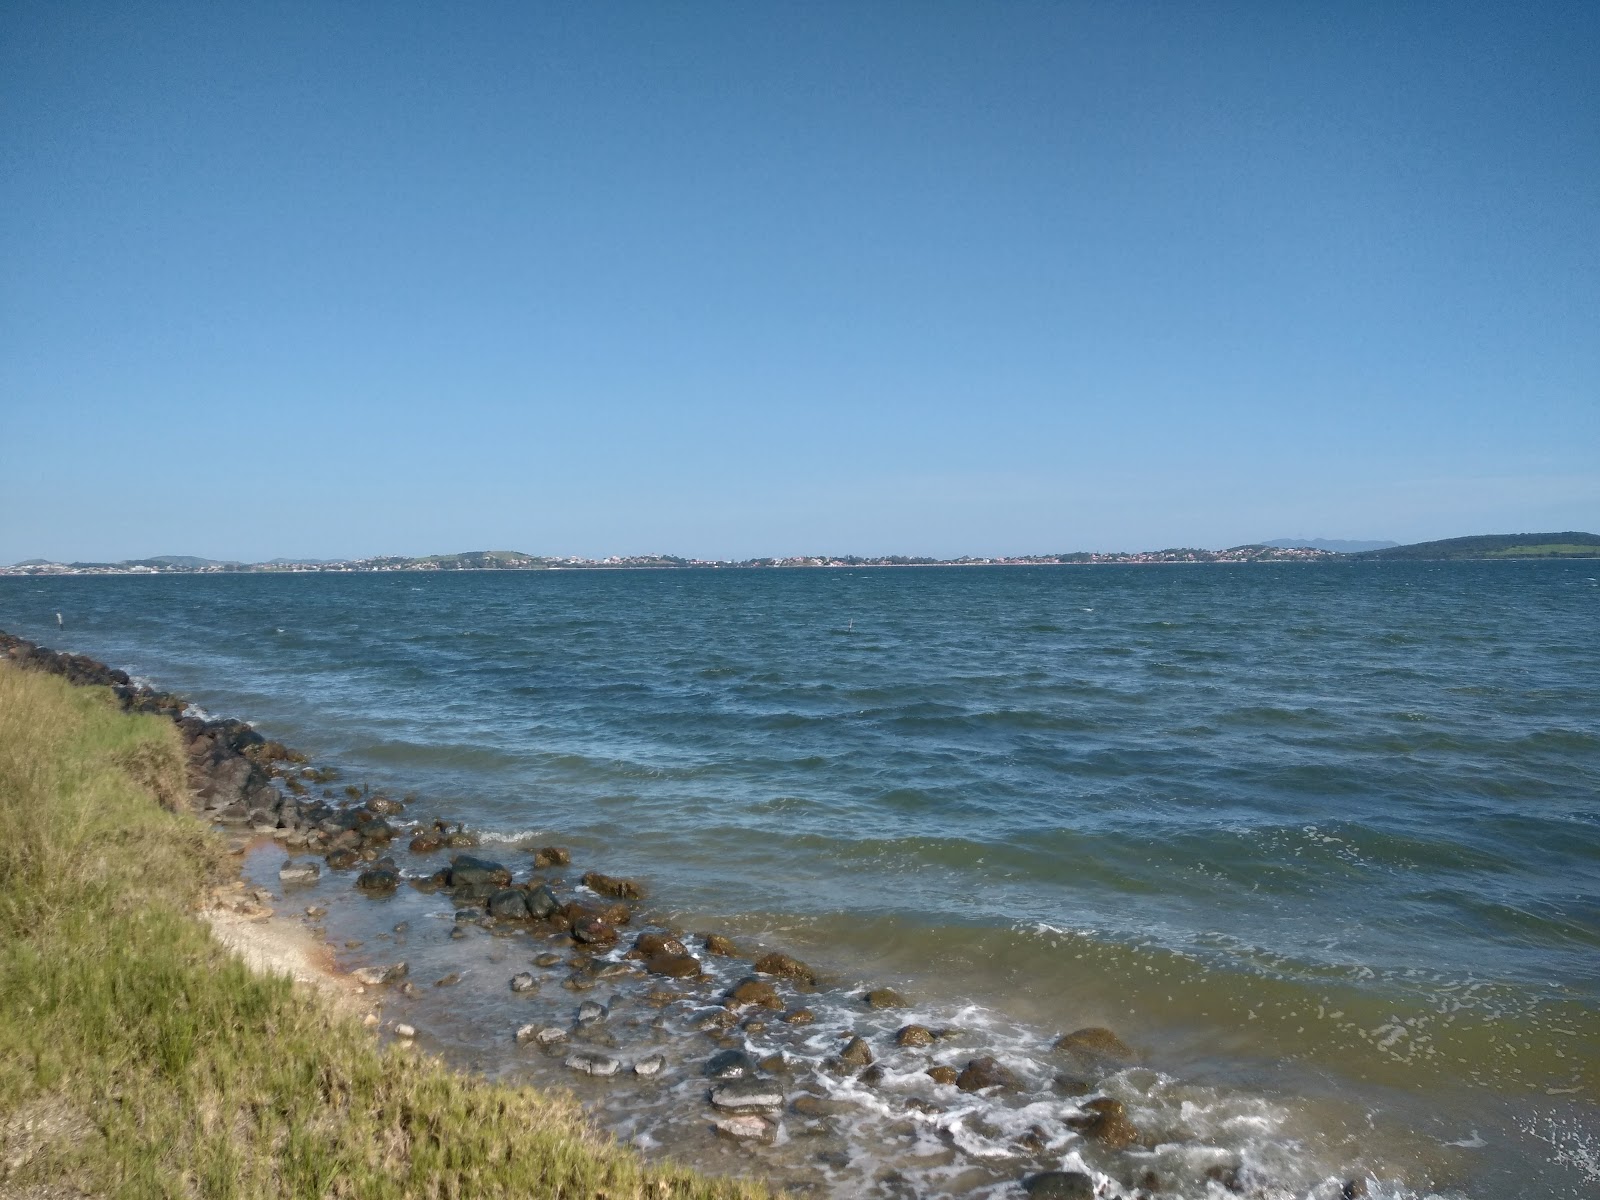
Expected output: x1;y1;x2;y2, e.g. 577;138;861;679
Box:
3;562;1597;1196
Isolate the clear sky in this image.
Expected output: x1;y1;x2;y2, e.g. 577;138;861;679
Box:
3;2;1596;562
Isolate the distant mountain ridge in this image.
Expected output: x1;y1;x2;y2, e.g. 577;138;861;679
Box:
1352;532;1600;561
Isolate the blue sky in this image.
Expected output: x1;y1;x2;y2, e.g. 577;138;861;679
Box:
2;2;1596;562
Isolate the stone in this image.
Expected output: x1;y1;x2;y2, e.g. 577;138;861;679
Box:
863;987;907;1009
533;951;563;968
448;854;512;889
709;1079;786;1111
278;860;320;885
633;1055;666;1077
516;1025;567;1046
488;890;531;920
532;846;570;867
354;868;399;895
582;871;646;900
408;831;444;853
705;1049;758;1080
1022;1171;1095;1199
571;915;618;946
956;1056;1018;1092
351;962;407;986
1066;1097;1139;1149
838;1036;874;1068
324;848;360;870
576;1000;608;1025
564;1050;621;1077
753;952;816;984
393;1023;416;1040
523;884;560;919
631;932;688;959
724;977;782;1009
509;972;538;994
783;1007;815;1024
365;795;404;816
434;972;462;987
712;1114;770;1141
895;1024;935;1047
646;952;703;979
926;1065;959;1086
1054;1026;1133;1061
702;933;740;957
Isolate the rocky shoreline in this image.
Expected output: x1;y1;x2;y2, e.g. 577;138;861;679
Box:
0;629;1374;1200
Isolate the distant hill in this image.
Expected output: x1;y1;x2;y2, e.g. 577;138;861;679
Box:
1354;533;1600;561
1261;538;1398;553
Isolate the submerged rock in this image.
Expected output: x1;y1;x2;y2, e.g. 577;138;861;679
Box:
278;860;319;885
838;1036;874;1068
582;871;646;900
895;1024;935;1047
752;952;816;984
1023;1171;1095;1199
509;972;538;994
634;1055;666;1077
448;854;511;889
564;1050;621;1077
724;977;782;1010
354;868;399;895
532;846;570;867
1054;1026;1133;1062
705;1049;758;1080
862;987;908;1010
712;1114;771;1141
1066;1097;1139;1149
709;1079;786;1111
702;933;740;957
955;1057;1017;1092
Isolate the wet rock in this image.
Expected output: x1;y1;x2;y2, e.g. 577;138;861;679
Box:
790;1095;854;1117
562;974;596;992
895;1024;935;1048
524;884;560;919
724;977;782;1010
630;932;688;959
702;933;740;957
758;1053;791;1074
1066;1097;1139;1149
905;1098;943;1116
634;1055;666;1077
451;881;501;904
278;860;319;885
956;1056;1018;1092
533;951;564;968
1023;1171;1095;1199
1205;1165;1244;1192
365;795;404;816
1342;1180;1369;1200
324;848;360;870
393;1023;416;1040
351;962;407;986
408;830;444;853
571;915;618;946
783;1007;816;1024
709;1079;786;1111
515;1024;567;1046
448;854;511;889
859;1065;884;1087
712;1114;770;1141
1054;1026;1133;1062
354;868;399;895
434;972;462;987
487;889;532;920
582;871;646;900
564;1050;620;1077
576;1000;608;1025
646;952;703;979
838;1036;874;1068
532;846;570;867
753;952;816;984
1053;1074;1094;1096
705;1049;758;1080
509;972;538;994
863;987;907;1010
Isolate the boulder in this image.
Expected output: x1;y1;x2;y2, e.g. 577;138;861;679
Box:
1065;1097;1138;1149
564;1050;621;1077
646;952;703;979
724;977;782;1010
582;871;646;900
895;1024;935;1048
753;952;816;984
709;1079;785;1111
354;868;399;895
278;860;319;885
705;1049;758;1080
576;1000;608;1025
1054;1026;1133;1062
524;884;561;919
365;795;404;816
634;1055;666;1077
408;831;444;853
532;846;570;867
956;1057;1018;1092
448;855;511;888
838;1036;874;1068
702;933;740;957
712;1114;770;1141
570;915;618;946
863;987;908;1010
351;962;407;986
488;890;531;920
509;972;538;994
630;932;688;959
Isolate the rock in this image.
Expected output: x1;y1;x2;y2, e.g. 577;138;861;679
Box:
646;952;703;979
434;972;462;987
488;890;531;920
956;1056;1018;1092
582;871;646;900
702;933;740;957
712;1114;770;1141
564;1050;621;1077
927;1066;959;1086
448;854;511;888
324;848;360;870
351;962;407;986
753;952;816;984
509;972;538;994
838;1036;874;1068
705;1049;759;1080
709;1079;786;1111
515;1025;567;1046
576;1000;608;1025
408;831;444;853
1342;1181;1369;1200
570;915;618;946
724;977;782;1009
354;868;399;895
790;1095;854;1117
362;1013;380;1028
863;987;907;1009
278;860;320;885
896;1024;936;1047
1054;1026;1133;1061
634;1055;666;1077
1054;1074;1094;1096
365;795;404;816
783;1008;816;1024
1066;1097;1139;1149
304;905;327;919
532;846;570;867
523;884;560;919
1023;1171;1095;1199
533;951;563;968
631;932;688;959
393;1023;416;1040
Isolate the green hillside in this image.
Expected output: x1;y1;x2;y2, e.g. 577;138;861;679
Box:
1356;532;1600;561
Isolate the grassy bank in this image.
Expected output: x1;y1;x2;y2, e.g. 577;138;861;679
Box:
0;664;771;1199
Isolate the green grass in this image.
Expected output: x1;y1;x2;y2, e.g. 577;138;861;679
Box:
0;665;772;1199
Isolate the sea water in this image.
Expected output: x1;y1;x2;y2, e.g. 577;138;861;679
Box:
3;562;1596;1197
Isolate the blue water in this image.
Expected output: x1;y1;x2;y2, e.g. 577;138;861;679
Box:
4;562;1598;1196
